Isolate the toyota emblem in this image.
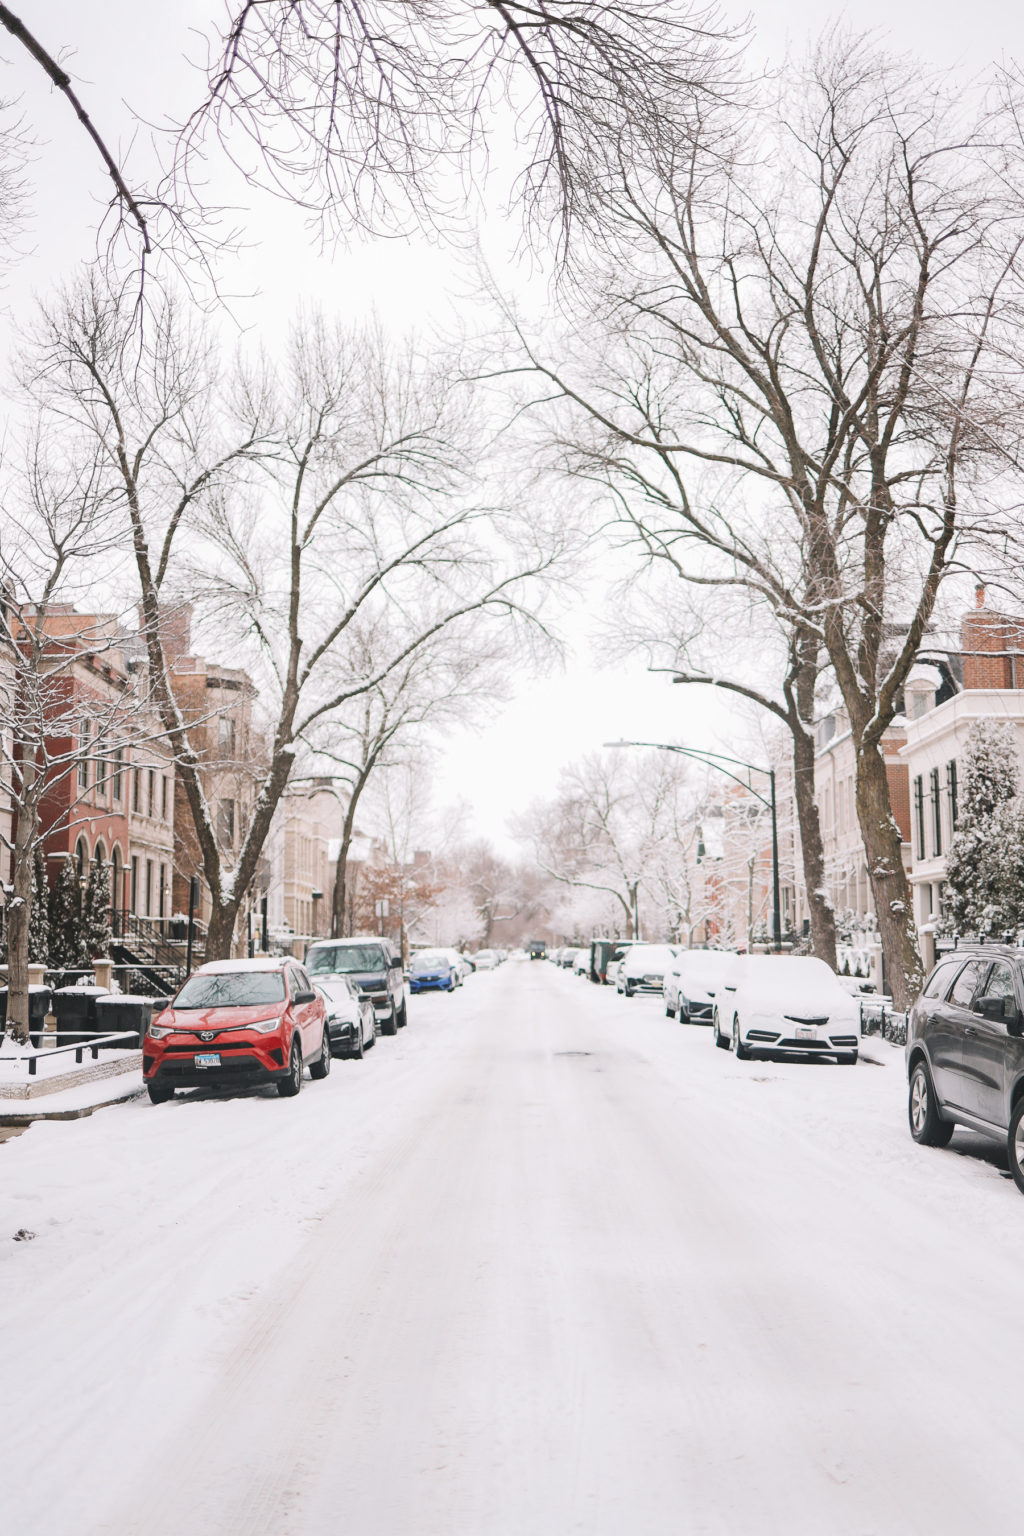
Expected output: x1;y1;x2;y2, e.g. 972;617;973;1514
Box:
199;1030;215;1042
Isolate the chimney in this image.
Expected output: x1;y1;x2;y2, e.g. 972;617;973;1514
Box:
976;583;986;608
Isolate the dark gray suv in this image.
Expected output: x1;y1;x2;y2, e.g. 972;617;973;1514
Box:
906;944;1024;1193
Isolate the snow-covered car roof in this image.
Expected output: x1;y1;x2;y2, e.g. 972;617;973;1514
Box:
195;957;291;974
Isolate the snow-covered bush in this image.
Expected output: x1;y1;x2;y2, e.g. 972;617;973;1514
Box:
48;855;88;969
28;848;49;964
945;721;1024;937
81;859;112;958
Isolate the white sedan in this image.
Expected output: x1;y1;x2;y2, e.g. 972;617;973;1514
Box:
664;949;736;1024
617;944;679;997
712;955;861;1064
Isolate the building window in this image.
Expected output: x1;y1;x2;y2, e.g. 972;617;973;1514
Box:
78;720;90;790
219;715;236;755
112;748;124;802
158;863;167;919
133;769;141;813
148;768;155;819
947;759;958;832
217;799;235;846
913;775;925;860
929;767;942;857
130;856;138;914
161;775;168;821
145;859;153;917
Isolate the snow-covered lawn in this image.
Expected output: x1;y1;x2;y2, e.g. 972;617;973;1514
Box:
1;964;1022;1534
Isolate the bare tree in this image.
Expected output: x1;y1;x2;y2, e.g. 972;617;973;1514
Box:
26;277;566;958
0;438;161;1042
508;38;1024;1004
175;0;733;253
516;747;697;939
306;615;510;938
607;572;837;966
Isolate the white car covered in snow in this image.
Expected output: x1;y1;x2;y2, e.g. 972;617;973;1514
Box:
664;948;736;1024
617;944;678;996
712;955;861;1064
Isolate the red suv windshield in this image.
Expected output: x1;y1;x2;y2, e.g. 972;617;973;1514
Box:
174;973;287;1009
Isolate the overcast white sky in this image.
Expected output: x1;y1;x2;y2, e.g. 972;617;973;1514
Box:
7;0;1017;851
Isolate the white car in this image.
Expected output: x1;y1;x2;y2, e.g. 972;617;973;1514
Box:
573;949;590;977
472;949;499;970
664;949;736;1024
618;944;678;997
712;955;861;1064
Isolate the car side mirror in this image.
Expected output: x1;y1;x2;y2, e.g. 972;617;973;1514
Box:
295;989;316;1005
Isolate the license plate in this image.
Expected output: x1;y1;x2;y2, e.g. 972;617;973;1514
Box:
795;1027;816;1041
194;1052;221;1067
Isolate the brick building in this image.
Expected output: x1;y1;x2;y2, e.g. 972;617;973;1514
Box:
901;587;1024;968
155;606;259;927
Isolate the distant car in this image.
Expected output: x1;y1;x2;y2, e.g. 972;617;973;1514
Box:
558;948;580;969
664;949;736;1023
472;949;500;970
144;958;330;1102
712;955;861;1063
528;938;547;960
305;936;406;1034
409;950;460;992
573;949;590;977
314;977;376;1058
618;944;678;996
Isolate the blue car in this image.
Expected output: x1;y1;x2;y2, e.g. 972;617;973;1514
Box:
409;951;458;992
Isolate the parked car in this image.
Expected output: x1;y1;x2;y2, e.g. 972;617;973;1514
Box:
573;949;591;978
408;950;459;993
604;941;638;991
618;944;678;996
712;955;861;1063
472;949;500;970
664;949;736;1023
305;936;407;1034
906;944;1024;1193
144;958;330;1103
313;976;376;1058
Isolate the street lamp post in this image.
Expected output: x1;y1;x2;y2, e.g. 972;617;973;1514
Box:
605;740;783;953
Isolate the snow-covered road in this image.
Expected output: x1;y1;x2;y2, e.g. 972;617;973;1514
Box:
3;960;1024;1534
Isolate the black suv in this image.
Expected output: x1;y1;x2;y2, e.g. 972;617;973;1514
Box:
304;937;407;1035
906;944;1024;1193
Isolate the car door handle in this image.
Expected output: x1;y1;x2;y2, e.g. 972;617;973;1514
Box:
964;1025;978;1037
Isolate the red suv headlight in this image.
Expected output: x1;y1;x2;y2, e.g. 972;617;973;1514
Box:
246;1016;285;1034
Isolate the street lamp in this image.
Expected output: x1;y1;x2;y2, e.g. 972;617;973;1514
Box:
604;739;783;953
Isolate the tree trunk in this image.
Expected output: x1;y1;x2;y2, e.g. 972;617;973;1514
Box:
6;844;34;1045
855;740;922;1010
204;900;240;962
790;721;837;969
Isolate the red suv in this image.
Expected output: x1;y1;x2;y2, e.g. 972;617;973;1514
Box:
143;959;330;1104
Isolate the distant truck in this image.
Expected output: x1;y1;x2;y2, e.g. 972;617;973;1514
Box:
589;938;631;985
527;938;547;960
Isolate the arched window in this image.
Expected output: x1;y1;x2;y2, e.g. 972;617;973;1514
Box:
75;838;88;879
93;840;106;868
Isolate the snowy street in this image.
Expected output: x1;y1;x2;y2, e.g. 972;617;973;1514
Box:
4;960;1024;1534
